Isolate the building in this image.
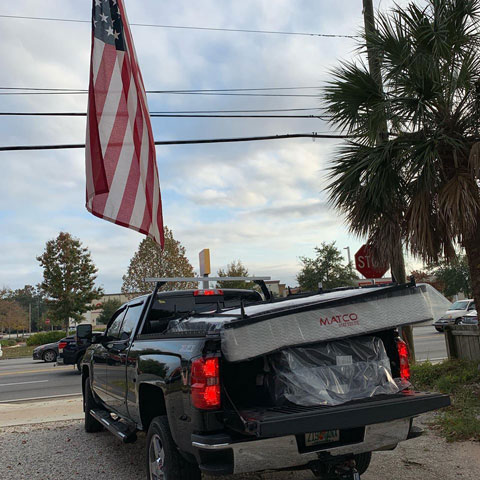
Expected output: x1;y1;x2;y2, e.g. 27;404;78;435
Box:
82;293;132;326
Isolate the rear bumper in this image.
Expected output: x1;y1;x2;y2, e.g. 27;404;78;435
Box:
192;391;450;475
194;418;410;475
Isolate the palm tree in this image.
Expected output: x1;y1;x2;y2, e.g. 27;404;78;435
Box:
324;0;480;309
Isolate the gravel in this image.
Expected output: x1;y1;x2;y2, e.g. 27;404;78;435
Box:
0;415;479;480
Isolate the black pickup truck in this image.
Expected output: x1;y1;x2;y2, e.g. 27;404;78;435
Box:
78;279;450;480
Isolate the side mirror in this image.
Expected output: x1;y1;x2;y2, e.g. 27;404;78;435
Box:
76;324;92;342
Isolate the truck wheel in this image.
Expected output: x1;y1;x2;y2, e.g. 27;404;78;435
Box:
355;452;372;475
146;416;201;480
43;350;57;363
83;377;103;433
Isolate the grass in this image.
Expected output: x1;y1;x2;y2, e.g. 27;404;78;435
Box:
0;344;36;359
411;359;480;442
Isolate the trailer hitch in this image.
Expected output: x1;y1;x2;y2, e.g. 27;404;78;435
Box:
333;459;360;480
312;458;360;480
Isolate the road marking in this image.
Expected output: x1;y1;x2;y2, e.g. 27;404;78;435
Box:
0;367;73;377
0;393;82;403
0;380;48;387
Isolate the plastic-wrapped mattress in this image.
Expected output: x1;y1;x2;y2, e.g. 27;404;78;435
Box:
268;336;400;406
168;283;449;362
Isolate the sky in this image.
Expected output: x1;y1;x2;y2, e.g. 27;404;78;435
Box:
0;0;420;293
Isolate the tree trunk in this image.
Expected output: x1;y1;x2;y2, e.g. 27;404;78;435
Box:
391;240;416;362
464;223;480;309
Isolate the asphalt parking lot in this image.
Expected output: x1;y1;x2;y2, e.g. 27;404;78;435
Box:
1;414;479;480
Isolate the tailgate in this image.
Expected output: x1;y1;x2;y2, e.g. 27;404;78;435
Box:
239;391;450;437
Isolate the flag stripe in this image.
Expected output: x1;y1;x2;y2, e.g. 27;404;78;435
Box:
85;0;164;247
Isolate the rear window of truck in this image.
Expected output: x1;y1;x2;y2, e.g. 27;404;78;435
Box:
140;290;262;335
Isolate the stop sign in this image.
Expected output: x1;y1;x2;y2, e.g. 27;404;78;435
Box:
354;245;388;279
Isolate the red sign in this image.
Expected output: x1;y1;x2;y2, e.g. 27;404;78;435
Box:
45;319;50;325
354;245;388;279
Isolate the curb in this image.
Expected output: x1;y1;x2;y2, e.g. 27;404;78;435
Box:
0;393;82;404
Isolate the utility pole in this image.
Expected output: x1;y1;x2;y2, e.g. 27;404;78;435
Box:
362;0;415;360
29;303;32;335
344;246;352;268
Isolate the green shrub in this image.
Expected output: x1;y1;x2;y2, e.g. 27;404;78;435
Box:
0;339;16;347
411;360;480;441
26;331;68;346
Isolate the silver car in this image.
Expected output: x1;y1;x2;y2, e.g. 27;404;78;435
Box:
460;310;478;326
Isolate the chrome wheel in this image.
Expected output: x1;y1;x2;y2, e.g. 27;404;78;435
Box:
43;350;56;362
149;433;166;479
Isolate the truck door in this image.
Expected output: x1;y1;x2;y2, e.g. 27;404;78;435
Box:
105;301;145;416
92;307;126;403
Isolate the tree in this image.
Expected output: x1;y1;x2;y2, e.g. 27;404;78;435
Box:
430;256;472;299
8;285;47;333
96;298;123;325
296;242;358;291
323;0;480;310
0;299;28;335
37;232;103;334
217;260;252;289
410;269;445;294
122;226;195;294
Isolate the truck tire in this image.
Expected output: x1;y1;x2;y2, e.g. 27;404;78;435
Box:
83;377;103;433
355;452;372;475
146;416;201;480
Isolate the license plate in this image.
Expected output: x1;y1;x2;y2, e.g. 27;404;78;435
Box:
305;429;340;447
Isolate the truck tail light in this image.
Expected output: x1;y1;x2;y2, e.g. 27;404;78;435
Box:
191;357;221;410
396;338;411;381
194;289;224;296
58;341;67;353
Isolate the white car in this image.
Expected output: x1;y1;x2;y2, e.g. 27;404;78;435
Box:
433;299;476;332
0;343;2;358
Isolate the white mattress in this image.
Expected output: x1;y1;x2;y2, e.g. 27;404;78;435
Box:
170;284;449;362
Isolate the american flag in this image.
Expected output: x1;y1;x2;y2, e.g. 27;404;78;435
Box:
85;0;164;247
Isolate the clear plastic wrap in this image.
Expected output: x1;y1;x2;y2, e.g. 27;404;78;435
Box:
268;336;399;406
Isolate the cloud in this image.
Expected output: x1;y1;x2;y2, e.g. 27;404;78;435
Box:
0;0;406;291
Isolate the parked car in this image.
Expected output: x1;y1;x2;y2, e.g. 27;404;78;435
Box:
432;299;476;332
460;310;478;326
32;336;75;363
78;279;449;480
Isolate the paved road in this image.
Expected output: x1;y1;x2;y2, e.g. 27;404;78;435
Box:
0;326;446;402
412;325;447;362
0;358;81;402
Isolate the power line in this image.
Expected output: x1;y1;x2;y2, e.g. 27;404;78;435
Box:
0;86;319;92
0;133;348;152
0;14;358;39
0;112;326;119
0;90;318;98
